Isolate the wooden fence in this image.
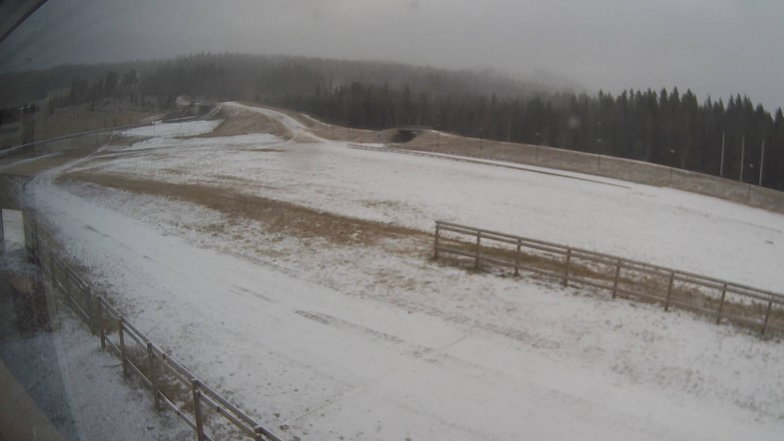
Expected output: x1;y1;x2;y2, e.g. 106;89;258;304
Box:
24;217;283;441
434;220;784;336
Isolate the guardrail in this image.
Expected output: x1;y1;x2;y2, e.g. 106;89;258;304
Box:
434;220;784;336
345;143;628;189
0;113;203;158
24;216;283;441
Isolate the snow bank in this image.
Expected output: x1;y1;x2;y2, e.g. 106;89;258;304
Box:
119;120;222;138
117;133;281;152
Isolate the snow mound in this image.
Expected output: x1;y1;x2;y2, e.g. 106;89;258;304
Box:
120;120;223;138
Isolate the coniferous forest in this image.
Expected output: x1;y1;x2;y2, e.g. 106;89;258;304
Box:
275;84;784;190
2;53;782;190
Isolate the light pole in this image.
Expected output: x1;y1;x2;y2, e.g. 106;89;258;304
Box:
596;138;603;169
739;135;745;183
720;131;725;177
759;139;766;186
535;131;541;161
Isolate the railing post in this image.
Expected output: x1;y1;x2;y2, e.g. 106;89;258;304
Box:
28;220;39;262
97;298;106;350
514;239;521;277
63;266;71;299
562;248;572;287
147;342;161;411
254;426;266;441
192;380;206;441
612;259;622;298
716;283;727;324
434;223;440;260
664;272;675;311
33;220;39;252
48;249;56;288
84;288;95;334
118;316;129;377
761;298;773;336
474;231;482;269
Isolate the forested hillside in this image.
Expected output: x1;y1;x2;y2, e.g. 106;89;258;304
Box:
1;53;782;190
276;83;784;190
0;53;551;107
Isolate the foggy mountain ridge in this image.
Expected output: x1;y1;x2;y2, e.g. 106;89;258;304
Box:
0;52;580;107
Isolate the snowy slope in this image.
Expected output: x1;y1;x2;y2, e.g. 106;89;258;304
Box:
82;110;784;292
25;103;784;441
120;120;223;138
28;181;784;441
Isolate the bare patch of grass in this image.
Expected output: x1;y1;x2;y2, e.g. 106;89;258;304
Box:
197;107;291;139
60;171;428;249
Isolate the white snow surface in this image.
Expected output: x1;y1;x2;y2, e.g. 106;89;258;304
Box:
26;103;784;441
1;309;189;441
119;120;223;138
113;133;281;152
86;108;784;291
51;315;190;441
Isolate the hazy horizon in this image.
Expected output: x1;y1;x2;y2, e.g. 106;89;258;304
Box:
1;0;782;111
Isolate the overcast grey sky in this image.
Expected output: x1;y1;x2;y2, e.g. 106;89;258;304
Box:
2;0;782;110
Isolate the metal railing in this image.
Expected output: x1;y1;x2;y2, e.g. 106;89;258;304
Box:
434;220;784;336
24;216;283;441
0;113;203;158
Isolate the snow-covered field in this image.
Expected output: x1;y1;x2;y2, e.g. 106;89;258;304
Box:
120;119;223;138
24;103;784;441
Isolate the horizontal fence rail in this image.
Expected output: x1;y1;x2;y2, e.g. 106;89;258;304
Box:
345;143;629;189
434;220;784;337
0;114;204;158
23;216;283;441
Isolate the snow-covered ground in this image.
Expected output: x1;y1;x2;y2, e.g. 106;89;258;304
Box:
82;105;784;291
0;313;191;441
120;120;223;138
0;246;189;441
24;103;784;441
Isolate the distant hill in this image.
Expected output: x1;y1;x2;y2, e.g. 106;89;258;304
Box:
0;53;571;107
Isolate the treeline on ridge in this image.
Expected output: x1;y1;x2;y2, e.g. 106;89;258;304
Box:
275;83;784;191
1;53;782;191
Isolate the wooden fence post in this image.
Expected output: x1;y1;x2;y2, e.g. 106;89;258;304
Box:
86;289;97;334
434;223;440;259
664;272;675;311
562;249;572;287
147;342;160;411
514;239;521;277
192;380;206;441
474;231;482;269
118;316;129;377
612;259;622;298
716;283;727;324
761;298;773;336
